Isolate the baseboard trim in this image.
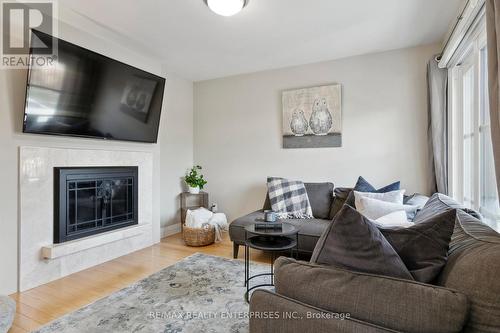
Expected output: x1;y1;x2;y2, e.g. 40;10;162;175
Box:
161;223;182;238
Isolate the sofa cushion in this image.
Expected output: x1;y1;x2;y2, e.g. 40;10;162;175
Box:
380;209;457;283
438;210;500;332
229;210;331;253
274;257;469;333
311;205;414;280
264;182;334;219
250;290;393;333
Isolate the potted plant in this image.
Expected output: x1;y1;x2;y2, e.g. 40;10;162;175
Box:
185;165;207;194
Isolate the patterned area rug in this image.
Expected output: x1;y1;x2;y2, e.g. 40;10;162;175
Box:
34;253;269;333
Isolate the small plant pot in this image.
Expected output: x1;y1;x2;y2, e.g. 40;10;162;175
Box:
188;186;200;194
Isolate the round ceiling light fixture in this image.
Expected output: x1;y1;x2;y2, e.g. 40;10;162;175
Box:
205;0;248;16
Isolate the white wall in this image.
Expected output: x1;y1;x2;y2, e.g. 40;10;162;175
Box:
194;44;439;221
0;22;193;294
159;73;194;235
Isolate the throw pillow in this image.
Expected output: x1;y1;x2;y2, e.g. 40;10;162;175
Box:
403;193;430;208
329;187;353;219
345;176;401;207
311;205;414;280
379;209;457;283
353;189;405;207
413;193;482;223
354;176;401;193
374;211;413;228
301;183;334;219
403;193;430;221
267;177;313;219
264;182;334;219
356;196;420;220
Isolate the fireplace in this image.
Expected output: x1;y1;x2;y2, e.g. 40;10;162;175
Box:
54;167;138;243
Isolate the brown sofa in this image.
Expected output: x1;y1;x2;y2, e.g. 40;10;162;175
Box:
249;194;500;333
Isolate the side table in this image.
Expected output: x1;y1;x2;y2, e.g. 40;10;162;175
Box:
244;222;299;302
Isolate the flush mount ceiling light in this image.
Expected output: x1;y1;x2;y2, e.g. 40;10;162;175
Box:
204;0;248;16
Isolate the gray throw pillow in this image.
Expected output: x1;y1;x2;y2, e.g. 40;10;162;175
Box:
329;187;353;219
413;193;482;223
302;182;334;219
311;205;414;280
379;209;457;283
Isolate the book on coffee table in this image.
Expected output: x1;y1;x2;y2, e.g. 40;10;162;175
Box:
254;223;283;230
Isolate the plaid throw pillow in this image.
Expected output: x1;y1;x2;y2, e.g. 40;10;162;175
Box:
267;177;313;219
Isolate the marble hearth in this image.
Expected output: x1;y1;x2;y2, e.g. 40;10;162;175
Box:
19;146;154;291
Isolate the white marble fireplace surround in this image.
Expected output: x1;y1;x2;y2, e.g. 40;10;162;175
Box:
20;146;154;291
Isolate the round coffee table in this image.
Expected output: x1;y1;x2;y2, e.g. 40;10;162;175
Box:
244;222;299;302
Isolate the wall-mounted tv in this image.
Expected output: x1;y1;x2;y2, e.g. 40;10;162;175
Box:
23;30;166;143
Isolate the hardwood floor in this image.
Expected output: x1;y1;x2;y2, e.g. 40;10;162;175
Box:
8;233;269;333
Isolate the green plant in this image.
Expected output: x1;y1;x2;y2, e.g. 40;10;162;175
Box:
185;165;207;189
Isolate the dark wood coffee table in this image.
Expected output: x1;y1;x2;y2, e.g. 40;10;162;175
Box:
244;222;299;302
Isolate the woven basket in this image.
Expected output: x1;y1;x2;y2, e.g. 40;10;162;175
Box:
183;224;215;247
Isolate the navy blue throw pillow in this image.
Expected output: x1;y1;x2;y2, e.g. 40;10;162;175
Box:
354;176;400;193
346;176;401;207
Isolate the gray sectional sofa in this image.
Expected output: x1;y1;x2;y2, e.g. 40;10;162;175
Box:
249;194;500;333
229;182;336;258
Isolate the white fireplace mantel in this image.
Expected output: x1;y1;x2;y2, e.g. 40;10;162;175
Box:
41;224;149;260
19;146;154;291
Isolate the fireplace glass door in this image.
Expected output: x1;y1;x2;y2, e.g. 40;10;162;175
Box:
54;167;138;243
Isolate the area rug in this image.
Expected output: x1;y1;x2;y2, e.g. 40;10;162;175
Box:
34;253;269;333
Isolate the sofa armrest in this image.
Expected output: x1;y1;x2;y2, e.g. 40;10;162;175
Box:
249;290;396;333
274;257;469;333
229;210;264;244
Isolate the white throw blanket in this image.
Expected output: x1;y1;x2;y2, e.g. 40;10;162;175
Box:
185;208;228;242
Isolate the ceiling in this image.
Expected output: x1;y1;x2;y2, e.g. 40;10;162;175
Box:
60;0;463;81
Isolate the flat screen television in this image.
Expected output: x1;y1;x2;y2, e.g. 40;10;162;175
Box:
23;30;166;143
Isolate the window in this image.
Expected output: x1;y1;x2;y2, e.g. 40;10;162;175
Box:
449;16;500;231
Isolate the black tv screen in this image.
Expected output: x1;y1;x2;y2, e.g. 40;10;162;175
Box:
23;30;166;143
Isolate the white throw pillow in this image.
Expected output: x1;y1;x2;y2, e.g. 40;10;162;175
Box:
373;211;414;228
353;189;405;208
356;196;419;220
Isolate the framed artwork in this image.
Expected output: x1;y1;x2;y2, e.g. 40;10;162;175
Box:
282;84;342;148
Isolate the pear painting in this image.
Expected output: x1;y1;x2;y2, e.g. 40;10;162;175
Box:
309;98;333;135
282;84;342;148
290;109;308;136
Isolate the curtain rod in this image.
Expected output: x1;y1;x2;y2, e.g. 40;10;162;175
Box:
437;0;471;61
438;0;485;68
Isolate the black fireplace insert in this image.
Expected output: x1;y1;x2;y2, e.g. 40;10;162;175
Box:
54;167;138;243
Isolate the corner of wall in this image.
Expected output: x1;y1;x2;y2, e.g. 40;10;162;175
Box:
158;72;195;237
